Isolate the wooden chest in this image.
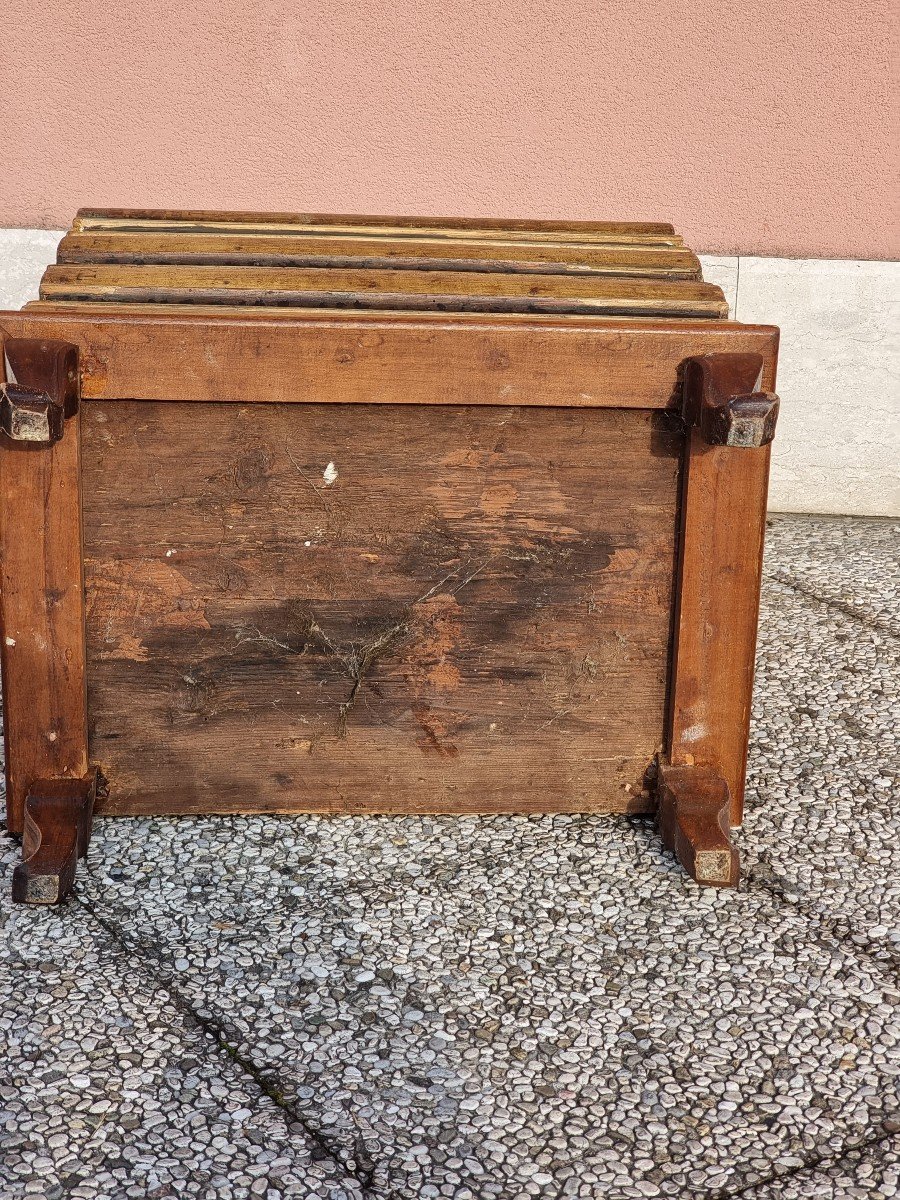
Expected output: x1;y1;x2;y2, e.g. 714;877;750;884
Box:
0;210;779;901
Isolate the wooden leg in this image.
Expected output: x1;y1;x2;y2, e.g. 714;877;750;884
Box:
11;771;97;904
0;338;89;848
656;762;738;887
668;352;779;829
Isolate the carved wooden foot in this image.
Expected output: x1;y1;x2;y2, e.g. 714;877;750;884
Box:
11;771;97;904
656;763;739;887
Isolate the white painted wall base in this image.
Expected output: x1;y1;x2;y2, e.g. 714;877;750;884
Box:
701;255;899;518
0;229;65;310
0;230;896;516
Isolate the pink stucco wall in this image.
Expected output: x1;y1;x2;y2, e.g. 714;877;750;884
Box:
5;0;898;258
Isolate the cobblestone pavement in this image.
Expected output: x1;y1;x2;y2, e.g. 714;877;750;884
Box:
1;515;898;1200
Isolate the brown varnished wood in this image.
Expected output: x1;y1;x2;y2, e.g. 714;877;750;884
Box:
1;311;778;409
656;762;739;887
80;400;681;816
668;352;779;826
0;342;89;834
11;771;97;904
1;209;782;896
40;264;727;318
74;208;682;245
56;231;702;279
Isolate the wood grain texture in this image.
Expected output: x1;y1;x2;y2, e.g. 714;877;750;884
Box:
80;400;683;816
668;429;774;826
40;264;726;318
0;210;780;882
1;311;779;410
56;231;702;279
74;209;683;246
0;409;89;834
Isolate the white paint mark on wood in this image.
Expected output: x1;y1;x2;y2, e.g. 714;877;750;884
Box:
680;722;708;744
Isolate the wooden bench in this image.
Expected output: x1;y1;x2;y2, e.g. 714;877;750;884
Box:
0;209;779;902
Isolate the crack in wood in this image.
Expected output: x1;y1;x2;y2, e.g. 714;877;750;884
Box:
282;440;333;513
266;557;506;737
331;621;409;737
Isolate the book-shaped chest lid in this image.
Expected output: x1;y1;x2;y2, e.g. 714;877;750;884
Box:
27;209;728;320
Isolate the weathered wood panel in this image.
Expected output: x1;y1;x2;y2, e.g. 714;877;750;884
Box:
80;401;683;816
74;209;682;245
40;264;726;318
56;231;702;279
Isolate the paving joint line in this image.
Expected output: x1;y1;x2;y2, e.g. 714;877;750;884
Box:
621;822;899;985
627;818;890;971
702;1125;900;1199
765;571;899;638
629;817;894;967
75;892;391;1200
741;861;899;981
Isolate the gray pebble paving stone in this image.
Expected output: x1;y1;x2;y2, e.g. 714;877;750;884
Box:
741;576;899;964
0;513;898;1200
60;810;900;1199
0;878;370;1200
736;1133;900;1199
764;515;900;638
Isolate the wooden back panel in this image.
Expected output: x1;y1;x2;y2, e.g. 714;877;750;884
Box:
0;303;779;830
80;400;682;816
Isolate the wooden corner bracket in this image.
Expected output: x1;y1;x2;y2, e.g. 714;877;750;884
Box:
0;336;92;901
661;351;779;886
11;771;98;904
681;353;779;448
1;338;79;444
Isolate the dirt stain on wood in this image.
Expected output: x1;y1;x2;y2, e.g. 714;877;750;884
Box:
80;399;680;815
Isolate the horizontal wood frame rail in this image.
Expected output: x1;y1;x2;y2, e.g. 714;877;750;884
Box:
39;264;726;318
1;312;778;409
